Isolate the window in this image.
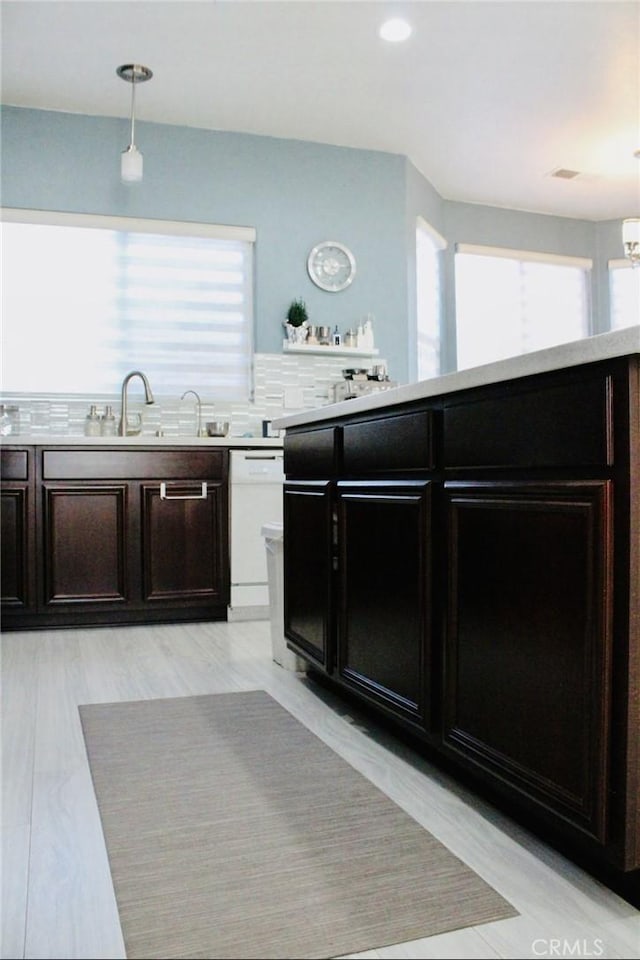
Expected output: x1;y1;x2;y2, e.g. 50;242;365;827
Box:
454;244;591;371
609;260;640;330
415;217;445;380
1;210;255;399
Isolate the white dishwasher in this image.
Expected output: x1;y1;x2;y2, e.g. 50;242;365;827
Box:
228;448;284;620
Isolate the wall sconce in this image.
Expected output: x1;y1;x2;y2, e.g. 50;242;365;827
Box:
117;63;153;183
622;218;640;266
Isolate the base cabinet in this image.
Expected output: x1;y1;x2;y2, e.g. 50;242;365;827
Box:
443;481;612;841
2;446;229;628
43;484;129;606
337;480;432;729
283;481;334;671
281;354;640;889
1;449;35;612
142;481;227;604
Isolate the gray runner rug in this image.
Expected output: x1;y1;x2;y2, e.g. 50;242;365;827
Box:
79;690;517;959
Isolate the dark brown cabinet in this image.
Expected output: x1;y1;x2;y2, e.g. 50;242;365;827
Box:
337;480;432;728
43;483;129;606
283;480;334;671
443;480;612;841
1;448;35;612
281;353;640;889
2;445;229;628
283;418;436;732
142;480;228;606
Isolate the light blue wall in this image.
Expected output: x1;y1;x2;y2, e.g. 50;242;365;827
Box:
2;106;627;385
405;173;625;374
438;203;601;372
405;159;446;377
594;219;625;334
1;106;409;379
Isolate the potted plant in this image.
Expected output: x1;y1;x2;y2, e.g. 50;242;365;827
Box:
284;298;309;343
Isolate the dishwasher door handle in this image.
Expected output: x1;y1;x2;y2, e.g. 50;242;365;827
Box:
242;453;282;460
160;481;208;500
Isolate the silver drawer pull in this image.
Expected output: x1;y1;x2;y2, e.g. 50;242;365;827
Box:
160;481;208;500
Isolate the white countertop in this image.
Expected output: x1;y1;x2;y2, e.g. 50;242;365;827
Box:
1;435;283;448
274;327;640;430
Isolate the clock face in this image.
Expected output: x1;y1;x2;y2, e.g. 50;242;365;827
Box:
307;241;356;292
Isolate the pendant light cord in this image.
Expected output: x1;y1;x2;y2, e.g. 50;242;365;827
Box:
129;79;136;149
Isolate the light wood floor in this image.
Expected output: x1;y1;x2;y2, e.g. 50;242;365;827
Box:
1;620;638;960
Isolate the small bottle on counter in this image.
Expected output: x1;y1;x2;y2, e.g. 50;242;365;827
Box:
332;325;341;347
84;404;101;437
101;405;117;436
362;314;375;350
0;405;11;437
0;404;20;436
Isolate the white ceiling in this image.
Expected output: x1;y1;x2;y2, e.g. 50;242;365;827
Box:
2;1;639;221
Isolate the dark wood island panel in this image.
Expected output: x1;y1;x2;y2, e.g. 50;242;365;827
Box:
280;352;640;898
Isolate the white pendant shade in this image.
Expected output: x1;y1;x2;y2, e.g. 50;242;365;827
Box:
121;145;143;183
622;218;640;245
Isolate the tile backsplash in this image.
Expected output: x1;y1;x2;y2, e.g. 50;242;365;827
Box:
0;352;388;439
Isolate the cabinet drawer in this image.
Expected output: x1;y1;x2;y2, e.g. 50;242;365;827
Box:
343;411;433;473
42;449;227;480
1;449;29;481
444;376;613;469
284;427;340;478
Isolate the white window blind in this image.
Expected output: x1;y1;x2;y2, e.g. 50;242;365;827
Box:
454;244;591;371
1;210;255;399
609;260;640;330
416;218;445;380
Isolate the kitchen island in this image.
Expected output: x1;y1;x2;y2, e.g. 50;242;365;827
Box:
274;326;640;896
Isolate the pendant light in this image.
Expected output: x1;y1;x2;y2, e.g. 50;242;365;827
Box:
622;218;640;266
117;63;153;183
622;150;640;266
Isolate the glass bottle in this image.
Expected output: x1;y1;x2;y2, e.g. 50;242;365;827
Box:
84;404;101;437
101;405;117;436
0;405;11;436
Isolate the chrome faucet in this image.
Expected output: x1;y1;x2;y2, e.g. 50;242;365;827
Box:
181;389;203;437
119;370;155;436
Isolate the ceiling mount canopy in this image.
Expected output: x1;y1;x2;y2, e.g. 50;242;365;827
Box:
117;63;153;184
116;63;153;84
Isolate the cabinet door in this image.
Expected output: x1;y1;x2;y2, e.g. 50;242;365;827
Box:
1;485;34;610
42;484;129;606
444;481;612;841
1;449;35;615
337;481;432;728
283;481;334;671
141;481;228;605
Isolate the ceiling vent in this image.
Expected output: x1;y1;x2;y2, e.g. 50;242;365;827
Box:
549;168;581;180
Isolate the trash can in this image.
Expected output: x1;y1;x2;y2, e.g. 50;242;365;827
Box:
261;522;306;671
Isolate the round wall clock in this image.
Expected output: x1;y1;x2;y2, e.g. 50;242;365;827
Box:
307;241;356;292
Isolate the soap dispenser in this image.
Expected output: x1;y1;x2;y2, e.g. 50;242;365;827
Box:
101;404;117;436
84;404;101;437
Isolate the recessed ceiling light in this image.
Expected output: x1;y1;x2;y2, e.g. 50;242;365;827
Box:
379;18;412;43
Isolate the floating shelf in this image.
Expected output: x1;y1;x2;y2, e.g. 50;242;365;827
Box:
282;341;379;357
